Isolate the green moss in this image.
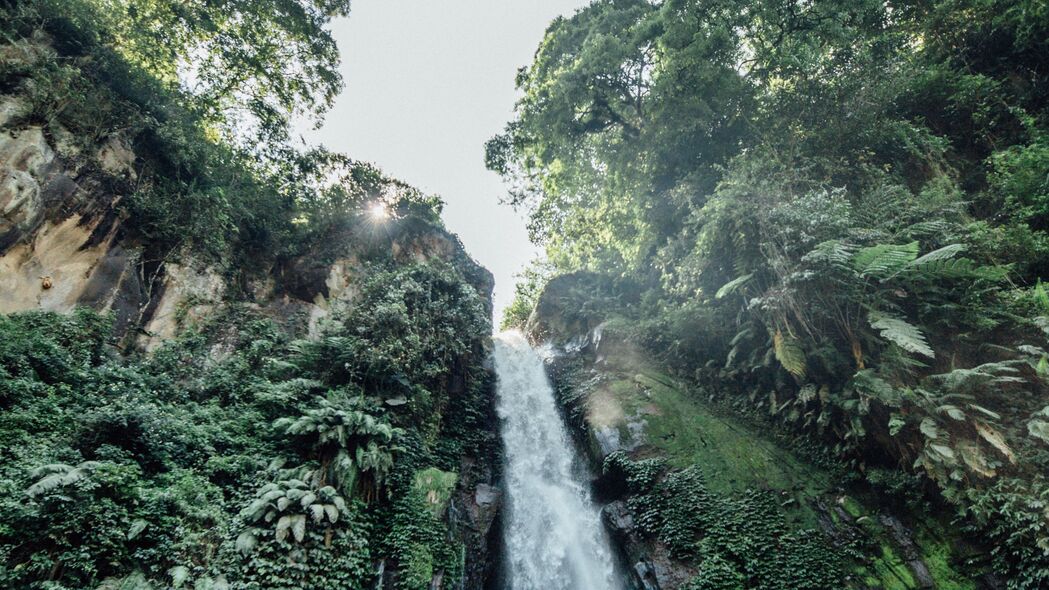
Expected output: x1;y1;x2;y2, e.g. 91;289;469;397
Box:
583;355;982;588
617;368;830;531
840;495;865;518
412;468;458;517
913;526;978;590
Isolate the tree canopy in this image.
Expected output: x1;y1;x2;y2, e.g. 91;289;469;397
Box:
494;0;1049;586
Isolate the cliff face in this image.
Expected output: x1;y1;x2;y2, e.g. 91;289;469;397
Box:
0;100;494;348
526;274;996;590
0;37;501;589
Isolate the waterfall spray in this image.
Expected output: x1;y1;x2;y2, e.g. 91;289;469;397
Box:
493;331;619;590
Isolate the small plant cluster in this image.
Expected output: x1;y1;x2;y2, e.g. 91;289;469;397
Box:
603;452;844;589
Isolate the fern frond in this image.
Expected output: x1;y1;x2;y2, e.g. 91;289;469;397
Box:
851;370;900;406
773;329;806;378
905;243;965;272
235;530;258;555
853;242;918;278
868;312;934;358
802;239;855;269
715;273;753;299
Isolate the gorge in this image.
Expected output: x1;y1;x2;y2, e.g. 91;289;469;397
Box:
3;0;1049;589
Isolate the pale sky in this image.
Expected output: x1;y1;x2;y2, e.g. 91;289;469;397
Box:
300;0;589;325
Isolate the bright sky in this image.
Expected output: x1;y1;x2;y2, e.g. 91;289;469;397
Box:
300;0;589;325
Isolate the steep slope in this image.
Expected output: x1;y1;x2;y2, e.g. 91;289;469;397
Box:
492;1;1049;587
0;12;501;590
526;277;995;589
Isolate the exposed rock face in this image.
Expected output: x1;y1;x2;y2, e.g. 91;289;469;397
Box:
0;117;148;334
0;103;503;588
1;126;55;249
139;262;226;351
0;107;495;349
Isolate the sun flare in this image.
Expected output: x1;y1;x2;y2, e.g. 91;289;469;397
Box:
368;202;389;221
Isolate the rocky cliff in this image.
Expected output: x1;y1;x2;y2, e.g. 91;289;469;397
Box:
0;31;501;590
526;273;998;590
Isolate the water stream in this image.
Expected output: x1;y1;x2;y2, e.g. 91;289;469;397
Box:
493;331;620;590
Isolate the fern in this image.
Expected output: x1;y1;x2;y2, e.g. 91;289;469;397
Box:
1028;420;1049;444
853;242;918;278
904;243;965;272
773;329;806;378
26;461;102;496
928;361;1025;393
715;273;753;299
97;572;154;590
801;239;854;268
868;312;935;358
851;369;900;406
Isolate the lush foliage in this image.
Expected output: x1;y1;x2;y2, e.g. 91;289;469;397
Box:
0;1;495;588
495;0;1049;585
0;256;491;588
1;0;444;271
605;452;843;589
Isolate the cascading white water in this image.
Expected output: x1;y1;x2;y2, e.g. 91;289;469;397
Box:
493;331;620;590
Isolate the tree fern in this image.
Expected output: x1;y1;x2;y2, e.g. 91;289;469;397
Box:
853;242;919;278
868;312;934;358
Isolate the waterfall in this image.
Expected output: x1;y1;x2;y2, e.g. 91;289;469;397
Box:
493;331;620;590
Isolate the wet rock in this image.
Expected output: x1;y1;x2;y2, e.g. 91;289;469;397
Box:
594;426;625;457
473;483;501;535
603;500;635;538
633;560;660;590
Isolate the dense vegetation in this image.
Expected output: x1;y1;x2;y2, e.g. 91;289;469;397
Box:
1;0;441;269
0;261;492;588
492;0;1049;586
0;1;495;588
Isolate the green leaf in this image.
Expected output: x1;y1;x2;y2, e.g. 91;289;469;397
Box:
275;516;292;542
309;503;325;523
128;519;149;540
291;514;307;543
905;243;965;271
929;443;956;461
869;312;935;358
920;417;940;439
853;242;918;278
235;530;258;555
715;273;753;299
1028;420;1049;444
169;565;190;588
937;404;966;421
852;370;899;406
773;329;806;378
888;415;906;436
966;404;1001;421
